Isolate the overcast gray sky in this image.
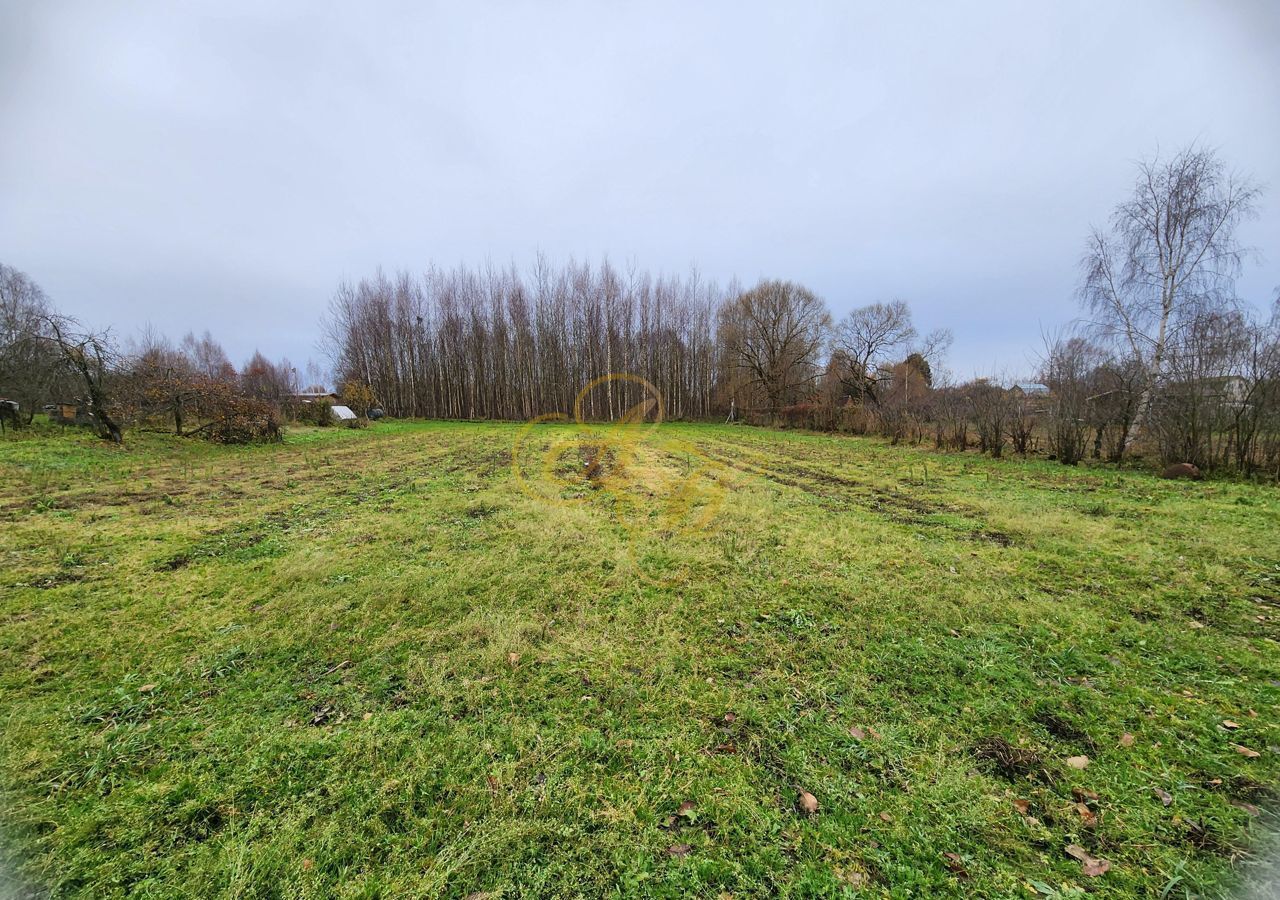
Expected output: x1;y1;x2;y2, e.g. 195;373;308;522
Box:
3;0;1278;380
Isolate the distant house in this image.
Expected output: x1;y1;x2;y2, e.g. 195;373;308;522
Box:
1011;382;1050;397
1166;375;1252;405
329;405;358;422
1207;375;1249;404
286;391;341;403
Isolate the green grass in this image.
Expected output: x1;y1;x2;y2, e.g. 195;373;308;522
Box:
1;420;1277;898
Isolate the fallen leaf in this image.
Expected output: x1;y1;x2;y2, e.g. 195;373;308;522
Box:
677;801;696;818
1082;858;1111;878
139;683;157;693
1065;844;1111;877
849;726;867;740
1153;787;1173;807
362;712;373;721
1232;800;1261;817
723;712;736;723
301;859;314;871
942;852;968;876
1222;720;1240;730
1066;755;1091;770
797;790;819;815
713;742;737;754
1233;744;1261;758
506;652;521;666
665;843;692;857
1076;803;1097;827
878;811;893;823
1119;733;1134;747
1072;787;1099;803
839;870;869;887
866;726;882;739
1012;798;1030;815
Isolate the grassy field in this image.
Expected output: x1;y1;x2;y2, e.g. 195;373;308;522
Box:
1;420;1278;898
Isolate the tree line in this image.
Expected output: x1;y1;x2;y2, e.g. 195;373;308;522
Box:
321;260;725;423
0;271;334;442
2;144;1278;475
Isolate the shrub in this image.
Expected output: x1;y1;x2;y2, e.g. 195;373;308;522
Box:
193;383;282;444
340;381;376;417
294;398;333;426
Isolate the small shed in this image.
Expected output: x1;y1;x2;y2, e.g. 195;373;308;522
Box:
47;402;95;426
330;405;358;422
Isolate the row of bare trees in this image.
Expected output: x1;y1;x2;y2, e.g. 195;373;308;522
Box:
321;263;956;430
323;259;728;421
1041;304;1280;474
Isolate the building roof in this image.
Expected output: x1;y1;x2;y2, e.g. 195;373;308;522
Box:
1014;382;1050;395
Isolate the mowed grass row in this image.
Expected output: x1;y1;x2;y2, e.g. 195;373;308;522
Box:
0;421;1277;898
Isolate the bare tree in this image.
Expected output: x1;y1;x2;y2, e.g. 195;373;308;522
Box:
912;328;954;372
722;280;831;421
1084;355;1145;462
44;315;123;442
0;263;61;424
240;351;296;401
181;330;236;382
1080;145;1260;454
967;379;1013;458
124;328;203;434
928;377;969;451
833;300;916;408
1040;331;1100;464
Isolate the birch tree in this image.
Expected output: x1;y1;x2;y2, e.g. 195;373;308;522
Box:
1080;146;1260;455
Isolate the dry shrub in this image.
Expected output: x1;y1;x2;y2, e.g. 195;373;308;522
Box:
197;383;281;444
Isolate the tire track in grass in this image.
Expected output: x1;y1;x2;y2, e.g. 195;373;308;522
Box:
691;434;1017;546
